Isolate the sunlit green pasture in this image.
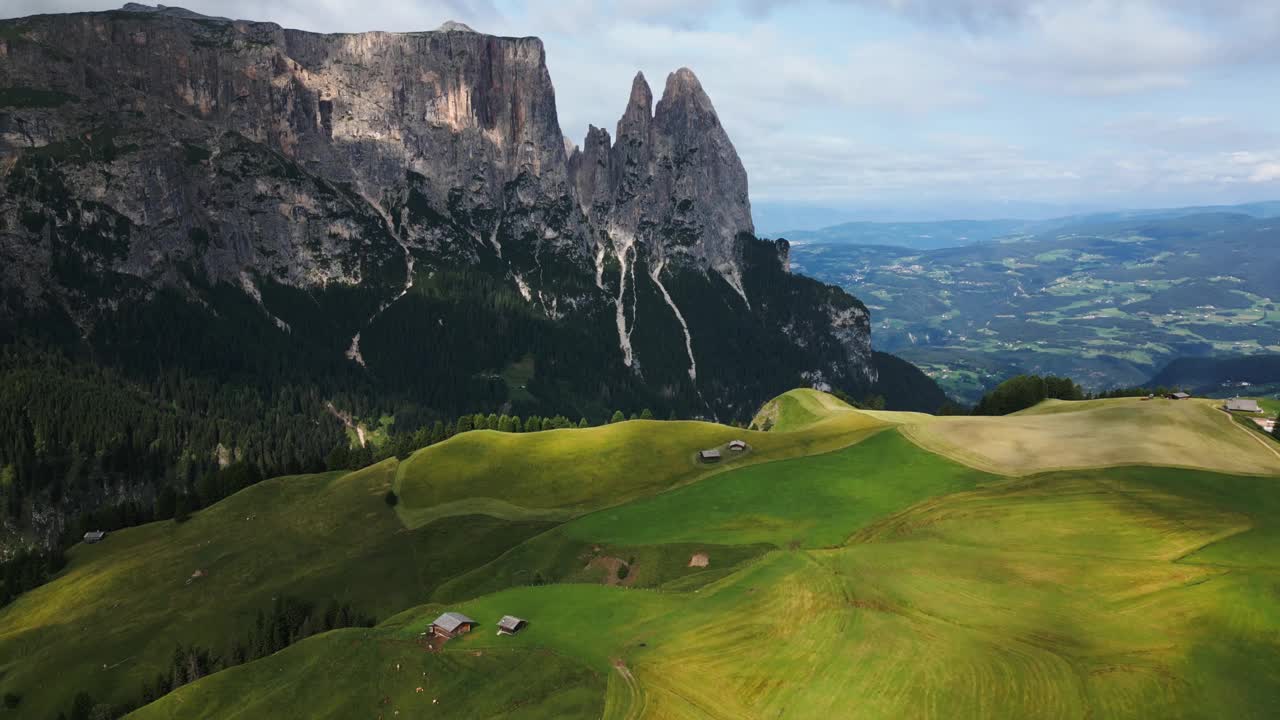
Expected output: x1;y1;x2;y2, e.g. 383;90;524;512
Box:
6;390;1280;719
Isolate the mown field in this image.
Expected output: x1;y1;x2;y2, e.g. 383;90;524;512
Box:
4;390;1280;719
902;397;1280;476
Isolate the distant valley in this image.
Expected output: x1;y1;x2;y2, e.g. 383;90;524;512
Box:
789;206;1280;402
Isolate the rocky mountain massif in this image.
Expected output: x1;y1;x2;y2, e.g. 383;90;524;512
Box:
0;5;945;545
0;5;904;415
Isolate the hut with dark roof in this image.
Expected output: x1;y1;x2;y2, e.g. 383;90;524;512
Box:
430;612;476;638
497;615;527;635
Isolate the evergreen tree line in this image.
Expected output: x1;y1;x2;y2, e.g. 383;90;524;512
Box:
0;546;66;607
0;389;621;608
972;375;1086;416
972;376;1212;416
334;408;661;469
0;341;633;555
1090;386;1186;399
0;460;265;609
0;345;346;550
51;596;375;720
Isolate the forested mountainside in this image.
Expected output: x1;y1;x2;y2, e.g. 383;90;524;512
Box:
792;211;1280;402
0;5;944;549
1147;354;1280;397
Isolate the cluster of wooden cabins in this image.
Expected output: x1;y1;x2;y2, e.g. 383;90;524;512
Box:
1146;393;1272;428
1147;392;1267;414
699;439;748;463
429;612;527;639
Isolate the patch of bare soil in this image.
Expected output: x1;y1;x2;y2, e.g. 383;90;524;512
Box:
417;633;449;653
688;553;710;568
588;555;638;586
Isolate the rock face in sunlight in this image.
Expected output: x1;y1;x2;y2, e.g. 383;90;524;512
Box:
570;69;756;304
0;4;878;417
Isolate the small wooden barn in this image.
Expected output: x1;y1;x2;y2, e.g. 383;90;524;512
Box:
497;615;528;635
83;530;106;544
430;612;476;638
698;449;722;463
728;440;748;452
1166;392;1191;400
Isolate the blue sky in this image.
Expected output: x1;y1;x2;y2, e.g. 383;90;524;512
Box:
11;1;1280;226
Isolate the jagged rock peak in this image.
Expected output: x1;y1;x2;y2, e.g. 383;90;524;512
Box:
658;67;717;118
435;20;477;32
584;124;612;147
628;72;653;111
617;72;654;135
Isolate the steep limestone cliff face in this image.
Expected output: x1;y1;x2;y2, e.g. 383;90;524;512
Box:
0;5;876;419
570;70;755;299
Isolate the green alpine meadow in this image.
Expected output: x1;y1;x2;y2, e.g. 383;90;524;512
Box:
2;2;1279;718
3;390;1280;717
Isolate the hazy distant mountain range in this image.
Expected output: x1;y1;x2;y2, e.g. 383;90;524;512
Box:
777;201;1280;251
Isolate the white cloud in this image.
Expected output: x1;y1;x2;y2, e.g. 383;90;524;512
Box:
737;125;1280;206
958;2;1213;95
745;0;1276;33
1250;163;1280;183
1101;114;1276;151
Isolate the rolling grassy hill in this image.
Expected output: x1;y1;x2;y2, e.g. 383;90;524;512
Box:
0;390;885;717
136;463;1280;720
0;461;556;716
4;389;1280;718
393;405;891;529
901;396;1280;476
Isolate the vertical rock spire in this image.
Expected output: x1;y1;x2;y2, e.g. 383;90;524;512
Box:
610;72;655;205
617;71;654;137
587;66;753;297
571;124;613;218
651;66;754;282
